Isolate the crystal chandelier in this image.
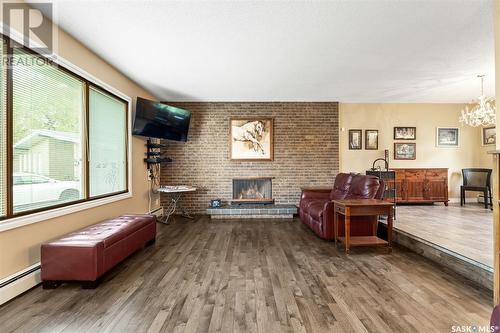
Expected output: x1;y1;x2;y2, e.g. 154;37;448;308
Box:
459;75;496;127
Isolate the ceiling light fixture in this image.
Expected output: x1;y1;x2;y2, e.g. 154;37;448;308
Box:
459;75;496;127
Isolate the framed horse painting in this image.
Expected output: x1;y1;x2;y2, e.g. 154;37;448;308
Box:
229;117;274;161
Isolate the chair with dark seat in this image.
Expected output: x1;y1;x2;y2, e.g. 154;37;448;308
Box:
460;168;492;209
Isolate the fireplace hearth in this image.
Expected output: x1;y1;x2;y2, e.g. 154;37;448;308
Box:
232;177;274;204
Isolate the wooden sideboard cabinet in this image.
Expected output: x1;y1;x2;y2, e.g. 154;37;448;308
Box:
390;168;449;205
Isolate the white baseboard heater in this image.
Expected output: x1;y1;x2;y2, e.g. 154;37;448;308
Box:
0;263;41;306
0;209;162;306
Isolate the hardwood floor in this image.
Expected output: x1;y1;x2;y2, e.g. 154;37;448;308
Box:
0;216;492;333
395;203;493;267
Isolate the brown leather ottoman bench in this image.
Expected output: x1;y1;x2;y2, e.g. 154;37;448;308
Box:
41;214;156;289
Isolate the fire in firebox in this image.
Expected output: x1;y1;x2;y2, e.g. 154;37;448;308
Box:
232;177;274;204
238;184;265;199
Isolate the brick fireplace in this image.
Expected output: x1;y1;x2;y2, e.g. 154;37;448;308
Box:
160;102;339;214
207;175;297;219
232;177;273;204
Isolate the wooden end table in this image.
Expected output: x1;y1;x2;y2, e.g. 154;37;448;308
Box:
333;199;394;254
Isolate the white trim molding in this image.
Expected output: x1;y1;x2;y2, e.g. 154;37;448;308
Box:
0;263;41;306
0;205;157;304
0;192;132;232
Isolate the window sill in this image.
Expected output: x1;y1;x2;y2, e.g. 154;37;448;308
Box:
0;192;132;233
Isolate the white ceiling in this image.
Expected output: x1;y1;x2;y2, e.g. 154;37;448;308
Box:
35;0;495;103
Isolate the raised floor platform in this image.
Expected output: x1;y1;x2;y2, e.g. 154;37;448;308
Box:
207;204;297;219
391;225;493;291
378;203;493;291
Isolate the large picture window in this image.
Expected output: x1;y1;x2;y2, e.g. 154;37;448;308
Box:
12;49;84;213
0;35;129;220
89;87;127;197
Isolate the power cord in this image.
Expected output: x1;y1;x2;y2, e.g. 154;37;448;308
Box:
147;146;162;213
148;172;152;213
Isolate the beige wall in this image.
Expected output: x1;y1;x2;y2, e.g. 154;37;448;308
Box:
0;7;159;278
339;103;491;199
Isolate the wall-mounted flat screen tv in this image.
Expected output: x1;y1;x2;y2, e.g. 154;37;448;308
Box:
132;97;191;141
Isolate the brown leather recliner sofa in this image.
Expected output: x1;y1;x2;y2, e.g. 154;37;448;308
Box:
299;173;384;240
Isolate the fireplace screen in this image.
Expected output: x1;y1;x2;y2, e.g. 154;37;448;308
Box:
232;177;273;204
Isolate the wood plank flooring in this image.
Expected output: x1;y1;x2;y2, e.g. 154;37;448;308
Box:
395;203;492;267
0;216;492;333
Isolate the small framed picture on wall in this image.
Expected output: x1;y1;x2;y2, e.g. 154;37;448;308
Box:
482;126;496;146
436;127;459;147
348;129;362;150
394;142;416;160
394;127;416;140
365;130;379;150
